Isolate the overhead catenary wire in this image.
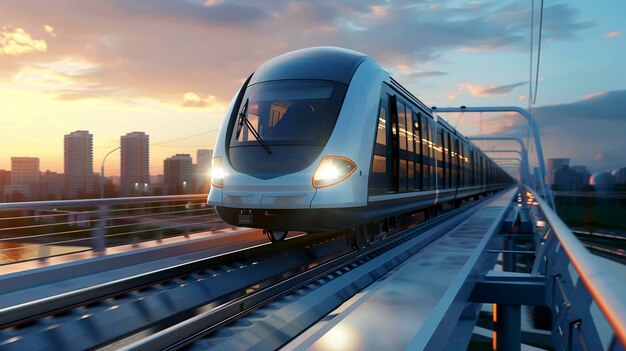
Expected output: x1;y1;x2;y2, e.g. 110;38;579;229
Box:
533;0;545;105
151;129;219;146
528;0;535;111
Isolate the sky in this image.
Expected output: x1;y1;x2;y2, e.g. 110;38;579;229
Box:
0;0;624;176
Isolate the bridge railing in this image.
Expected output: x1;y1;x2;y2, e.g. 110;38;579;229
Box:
528;185;626;350
0;195;219;265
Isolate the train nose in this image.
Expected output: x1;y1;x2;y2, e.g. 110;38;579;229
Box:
222;178;316;210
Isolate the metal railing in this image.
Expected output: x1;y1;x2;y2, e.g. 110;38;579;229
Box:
528;185;626;349
0;194;220;265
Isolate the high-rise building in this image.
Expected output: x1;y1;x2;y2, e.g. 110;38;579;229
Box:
195;149;213;193
0;170;11;202
571;166;591;185
554;166;584;191
64;130;94;198
3;157;40;201
42;170;64;200
120;132;150;196
164;154;193;194
546;158;569;185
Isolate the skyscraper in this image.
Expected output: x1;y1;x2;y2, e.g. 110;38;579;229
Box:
546;158;569;185
3;157;39;201
195;149;213;193
64;130;94;198
164;154;193;195
121;132;150;196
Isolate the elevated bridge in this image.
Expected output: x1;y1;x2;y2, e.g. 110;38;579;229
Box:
0;107;623;351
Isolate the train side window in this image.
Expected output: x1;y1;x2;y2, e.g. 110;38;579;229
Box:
413;111;423;190
437;128;445;189
446;132;452;188
454;138;460;188
390;95;399;192
403;107;414;191
422;117;430;190
368;98;392;195
375;104;386;146
429;123;435;190
397;99;408;192
397;100;408;153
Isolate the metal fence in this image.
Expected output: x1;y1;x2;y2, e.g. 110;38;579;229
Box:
0;194;222;265
528;186;626;350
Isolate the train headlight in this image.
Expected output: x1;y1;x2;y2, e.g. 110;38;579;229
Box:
312;156;357;188
211;157;225;188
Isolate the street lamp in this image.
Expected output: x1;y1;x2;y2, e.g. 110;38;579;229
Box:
100;146;120;198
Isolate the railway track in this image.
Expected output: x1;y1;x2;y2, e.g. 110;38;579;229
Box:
572;229;626;264
0;193;497;351
0;231;348;350
121;195;497;351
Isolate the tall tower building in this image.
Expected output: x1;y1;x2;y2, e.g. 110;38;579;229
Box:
164;154;192;195
3;157;40;201
195;149;213;193
546;158;570;185
121;132;150;196
64;130;94;198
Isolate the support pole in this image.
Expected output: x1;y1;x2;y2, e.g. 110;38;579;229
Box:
100;146;120;198
92;205;108;253
495;304;522;351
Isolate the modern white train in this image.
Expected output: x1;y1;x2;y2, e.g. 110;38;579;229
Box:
207;47;513;247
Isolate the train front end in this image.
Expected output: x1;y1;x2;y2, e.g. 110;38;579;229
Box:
207;47;385;235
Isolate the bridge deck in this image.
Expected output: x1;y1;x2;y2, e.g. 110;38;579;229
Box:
285;188;516;350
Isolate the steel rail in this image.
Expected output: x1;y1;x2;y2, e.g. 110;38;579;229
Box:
527;185;626;347
121;190;505;351
0;230;335;329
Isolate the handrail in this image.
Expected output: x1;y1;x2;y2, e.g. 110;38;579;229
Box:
0;194;209;211
526;185;626;347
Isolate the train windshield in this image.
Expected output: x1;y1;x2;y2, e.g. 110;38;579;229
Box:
230;80;347;147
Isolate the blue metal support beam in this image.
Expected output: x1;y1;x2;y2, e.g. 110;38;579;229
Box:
470;272;546;306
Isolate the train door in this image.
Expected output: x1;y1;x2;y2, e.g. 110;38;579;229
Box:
422;117;431;190
395;98;408;192
369;94;395;194
454;138;460;188
437;127;445;189
414;111;423;191
390;95;399;192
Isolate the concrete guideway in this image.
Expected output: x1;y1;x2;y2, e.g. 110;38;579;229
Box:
283;188;517;351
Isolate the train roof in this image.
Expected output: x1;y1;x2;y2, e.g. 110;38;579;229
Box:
249;47;368;85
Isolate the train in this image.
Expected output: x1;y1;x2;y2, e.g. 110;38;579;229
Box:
207;47;514;247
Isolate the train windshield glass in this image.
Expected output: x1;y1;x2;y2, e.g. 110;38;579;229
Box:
230;80;347;146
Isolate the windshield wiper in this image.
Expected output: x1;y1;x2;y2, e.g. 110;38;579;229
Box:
235;98;272;155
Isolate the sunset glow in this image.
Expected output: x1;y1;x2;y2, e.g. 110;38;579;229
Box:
1;0;625;176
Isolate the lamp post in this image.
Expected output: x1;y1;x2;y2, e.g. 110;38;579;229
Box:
100;146;120;198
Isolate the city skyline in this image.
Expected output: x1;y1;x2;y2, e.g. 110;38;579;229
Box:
0;129;215;177
1;1;625;174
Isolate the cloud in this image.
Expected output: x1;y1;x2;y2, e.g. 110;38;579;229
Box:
0;27;47;55
606;31;622;39
581;91;607;100
408;71;449;78
534;90;626;125
44;24;57;37
436;90;626;172
0;0;596;110
459;81;526;97
181;92;224;109
532;91;626;171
